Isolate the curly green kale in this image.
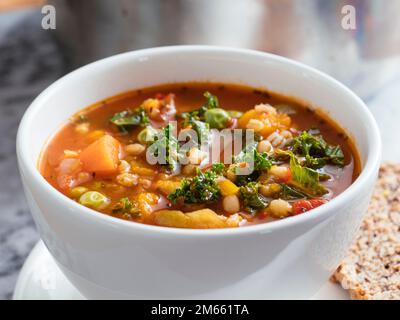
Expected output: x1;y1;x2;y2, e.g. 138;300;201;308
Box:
234;141;273;186
110;107;149;132
112;197;141;218
290;130;345;168
148;124;179;173
168;163;225;204
239;182;269;214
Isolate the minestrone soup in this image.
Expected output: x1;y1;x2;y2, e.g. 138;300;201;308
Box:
40;83;360;229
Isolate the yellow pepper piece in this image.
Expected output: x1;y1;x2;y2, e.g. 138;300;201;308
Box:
154;209;239;229
218;179;239;196
131;166;157;177
155;180;181;196
142;98;161;112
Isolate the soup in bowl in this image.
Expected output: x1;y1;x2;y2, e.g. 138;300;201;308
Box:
40;83;360;228
17;46;380;299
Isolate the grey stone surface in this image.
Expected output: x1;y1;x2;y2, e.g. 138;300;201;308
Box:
0;10;66;300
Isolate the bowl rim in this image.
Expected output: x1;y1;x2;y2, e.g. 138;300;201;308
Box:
16;45;381;237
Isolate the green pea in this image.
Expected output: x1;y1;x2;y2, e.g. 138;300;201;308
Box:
79;191;110;210
70;186;88;198
204;108;231;129
227;110;243;118
137;126;158;144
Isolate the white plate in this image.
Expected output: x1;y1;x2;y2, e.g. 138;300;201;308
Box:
13;241;349;300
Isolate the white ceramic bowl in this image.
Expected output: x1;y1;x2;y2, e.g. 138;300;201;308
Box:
17;46;381;299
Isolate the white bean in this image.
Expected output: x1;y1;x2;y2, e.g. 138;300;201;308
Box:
182;164;197;175
188;147;206;165
270;165;290;180
223;195;240;214
269;199;292;218
257;140;273;153
125;143;146;156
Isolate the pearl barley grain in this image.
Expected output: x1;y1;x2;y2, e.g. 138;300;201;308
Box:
255;103;276;114
246;119;264;132
116;173;138;187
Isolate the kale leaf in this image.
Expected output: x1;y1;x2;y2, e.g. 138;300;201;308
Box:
110;107;149;132
112;197;140;217
168;163;224;204
234;141;273;186
239;182;268;214
279;184;307;200
287;151;328;196
234;141;273;171
234;140;258;164
181;91;219;124
148;124;180;173
191;119;210;146
325;144;345;166
290;130;345;168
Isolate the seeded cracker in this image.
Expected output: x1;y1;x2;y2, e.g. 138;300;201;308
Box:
332;163;400;300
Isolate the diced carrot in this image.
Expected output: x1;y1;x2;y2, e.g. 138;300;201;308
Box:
79;135;120;176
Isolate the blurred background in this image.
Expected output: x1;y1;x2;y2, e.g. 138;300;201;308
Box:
0;0;399;299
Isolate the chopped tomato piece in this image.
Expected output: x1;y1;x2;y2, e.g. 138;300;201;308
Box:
227;117;238;129
292;199;328;215
308;199;328;207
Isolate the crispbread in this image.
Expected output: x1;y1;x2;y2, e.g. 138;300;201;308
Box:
332;162;400;300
